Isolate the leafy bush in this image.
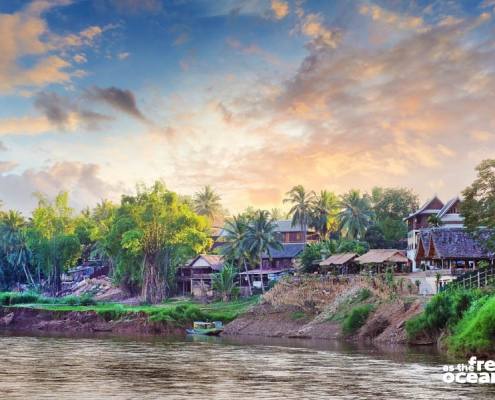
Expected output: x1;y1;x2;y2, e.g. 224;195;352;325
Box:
448;296;495;355
148;304;207;324
354;288;372;303
290;311;306;320
405;289;485;340
0;292;41;305
342;304;374;335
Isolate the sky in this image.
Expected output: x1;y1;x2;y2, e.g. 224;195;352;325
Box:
1;0;495;214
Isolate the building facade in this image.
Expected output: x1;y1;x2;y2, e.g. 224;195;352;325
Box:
404;196;464;271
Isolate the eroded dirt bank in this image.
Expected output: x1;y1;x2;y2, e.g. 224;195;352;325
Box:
0;307;184;336
224;275;426;345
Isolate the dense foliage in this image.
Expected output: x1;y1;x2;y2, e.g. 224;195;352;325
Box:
461;159;495;251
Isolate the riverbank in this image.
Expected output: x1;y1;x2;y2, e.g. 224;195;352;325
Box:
0;296;258;337
224;275;426;344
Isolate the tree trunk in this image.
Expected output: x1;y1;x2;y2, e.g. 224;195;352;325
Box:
22;263;35;287
242;258;252;296
142;254;165;304
51;263;61;296
259;250;265;294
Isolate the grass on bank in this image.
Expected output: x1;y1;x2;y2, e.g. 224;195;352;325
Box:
0;291;260;324
405;287;495;355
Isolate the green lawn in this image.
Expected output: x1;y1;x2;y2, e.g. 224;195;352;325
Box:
1;292;260;324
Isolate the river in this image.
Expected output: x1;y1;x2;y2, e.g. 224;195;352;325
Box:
0;333;493;399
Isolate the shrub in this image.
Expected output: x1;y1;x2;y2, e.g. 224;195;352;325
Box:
405;289;485;341
448;295;495;355
354;288;372;303
0;292;41;305
342;304;374;335
290;311;306;320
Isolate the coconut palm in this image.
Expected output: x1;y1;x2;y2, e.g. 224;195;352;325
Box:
193;185;222;220
284;185;315;244
212;263;237;302
311;190;339;239
220;215;252;295
0;210;35;286
338;190;373;240
244;210;283;293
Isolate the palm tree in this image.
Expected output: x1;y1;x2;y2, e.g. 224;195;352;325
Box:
212;263;237;302
338;190;373;239
221;215;252;295
427;214;443;227
0;211;35;286
193;185;222;220
244;210;283;293
311;190;339;240
284;185;315;244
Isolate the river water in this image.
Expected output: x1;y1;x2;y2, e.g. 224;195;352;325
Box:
0;333;493;399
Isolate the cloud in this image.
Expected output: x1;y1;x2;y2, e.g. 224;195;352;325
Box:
117;52;130;60
298;13;341;49
0;115;54;136
86;86;148;122
271;0;289;20
0;141;7;151
0;1;106;93
0;161;17;173
34;91;113;130
73;53;87;63
359;3;426;32
108;0;163;15
0;161;124;213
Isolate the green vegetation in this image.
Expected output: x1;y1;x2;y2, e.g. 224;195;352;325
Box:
326;288;375;323
461;158;495;251
342;304;375;335
290;310;306;320
448;296;495;355
1;293;259;325
0;291;96;306
212;263;238;301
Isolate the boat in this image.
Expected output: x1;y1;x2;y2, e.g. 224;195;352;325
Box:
186;321;224;336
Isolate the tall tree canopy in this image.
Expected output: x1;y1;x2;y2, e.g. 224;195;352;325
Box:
284;185;315;244
461;159;495;250
310;190;340;239
338;190;373;240
114;182;212;303
193;185;223;221
244;210;282;293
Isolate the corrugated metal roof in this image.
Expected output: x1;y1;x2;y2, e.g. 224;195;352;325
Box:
404;196;443;221
262;243;305;259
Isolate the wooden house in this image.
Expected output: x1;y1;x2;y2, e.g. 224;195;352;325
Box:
415;228;494;274
177;255;225;297
404;195;464;271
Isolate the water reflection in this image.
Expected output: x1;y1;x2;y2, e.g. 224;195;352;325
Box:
0;333;492;399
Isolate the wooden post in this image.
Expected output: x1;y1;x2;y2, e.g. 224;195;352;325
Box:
478;270;481;288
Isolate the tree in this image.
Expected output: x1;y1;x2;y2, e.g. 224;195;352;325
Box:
338;190;373;239
427;214;443;228
310;190;339;239
371;187;419;221
193;185;222;221
221;215;252;295
270;208;285;220
0;211;34;287
212;263;237;302
370;187;418;245
461;159;495;251
244;210;282;293
364;225;387;249
284;185;315;244
118;182;212;303
29;192;81;294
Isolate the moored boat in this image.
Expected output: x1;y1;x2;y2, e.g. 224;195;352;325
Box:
186;321;223;336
